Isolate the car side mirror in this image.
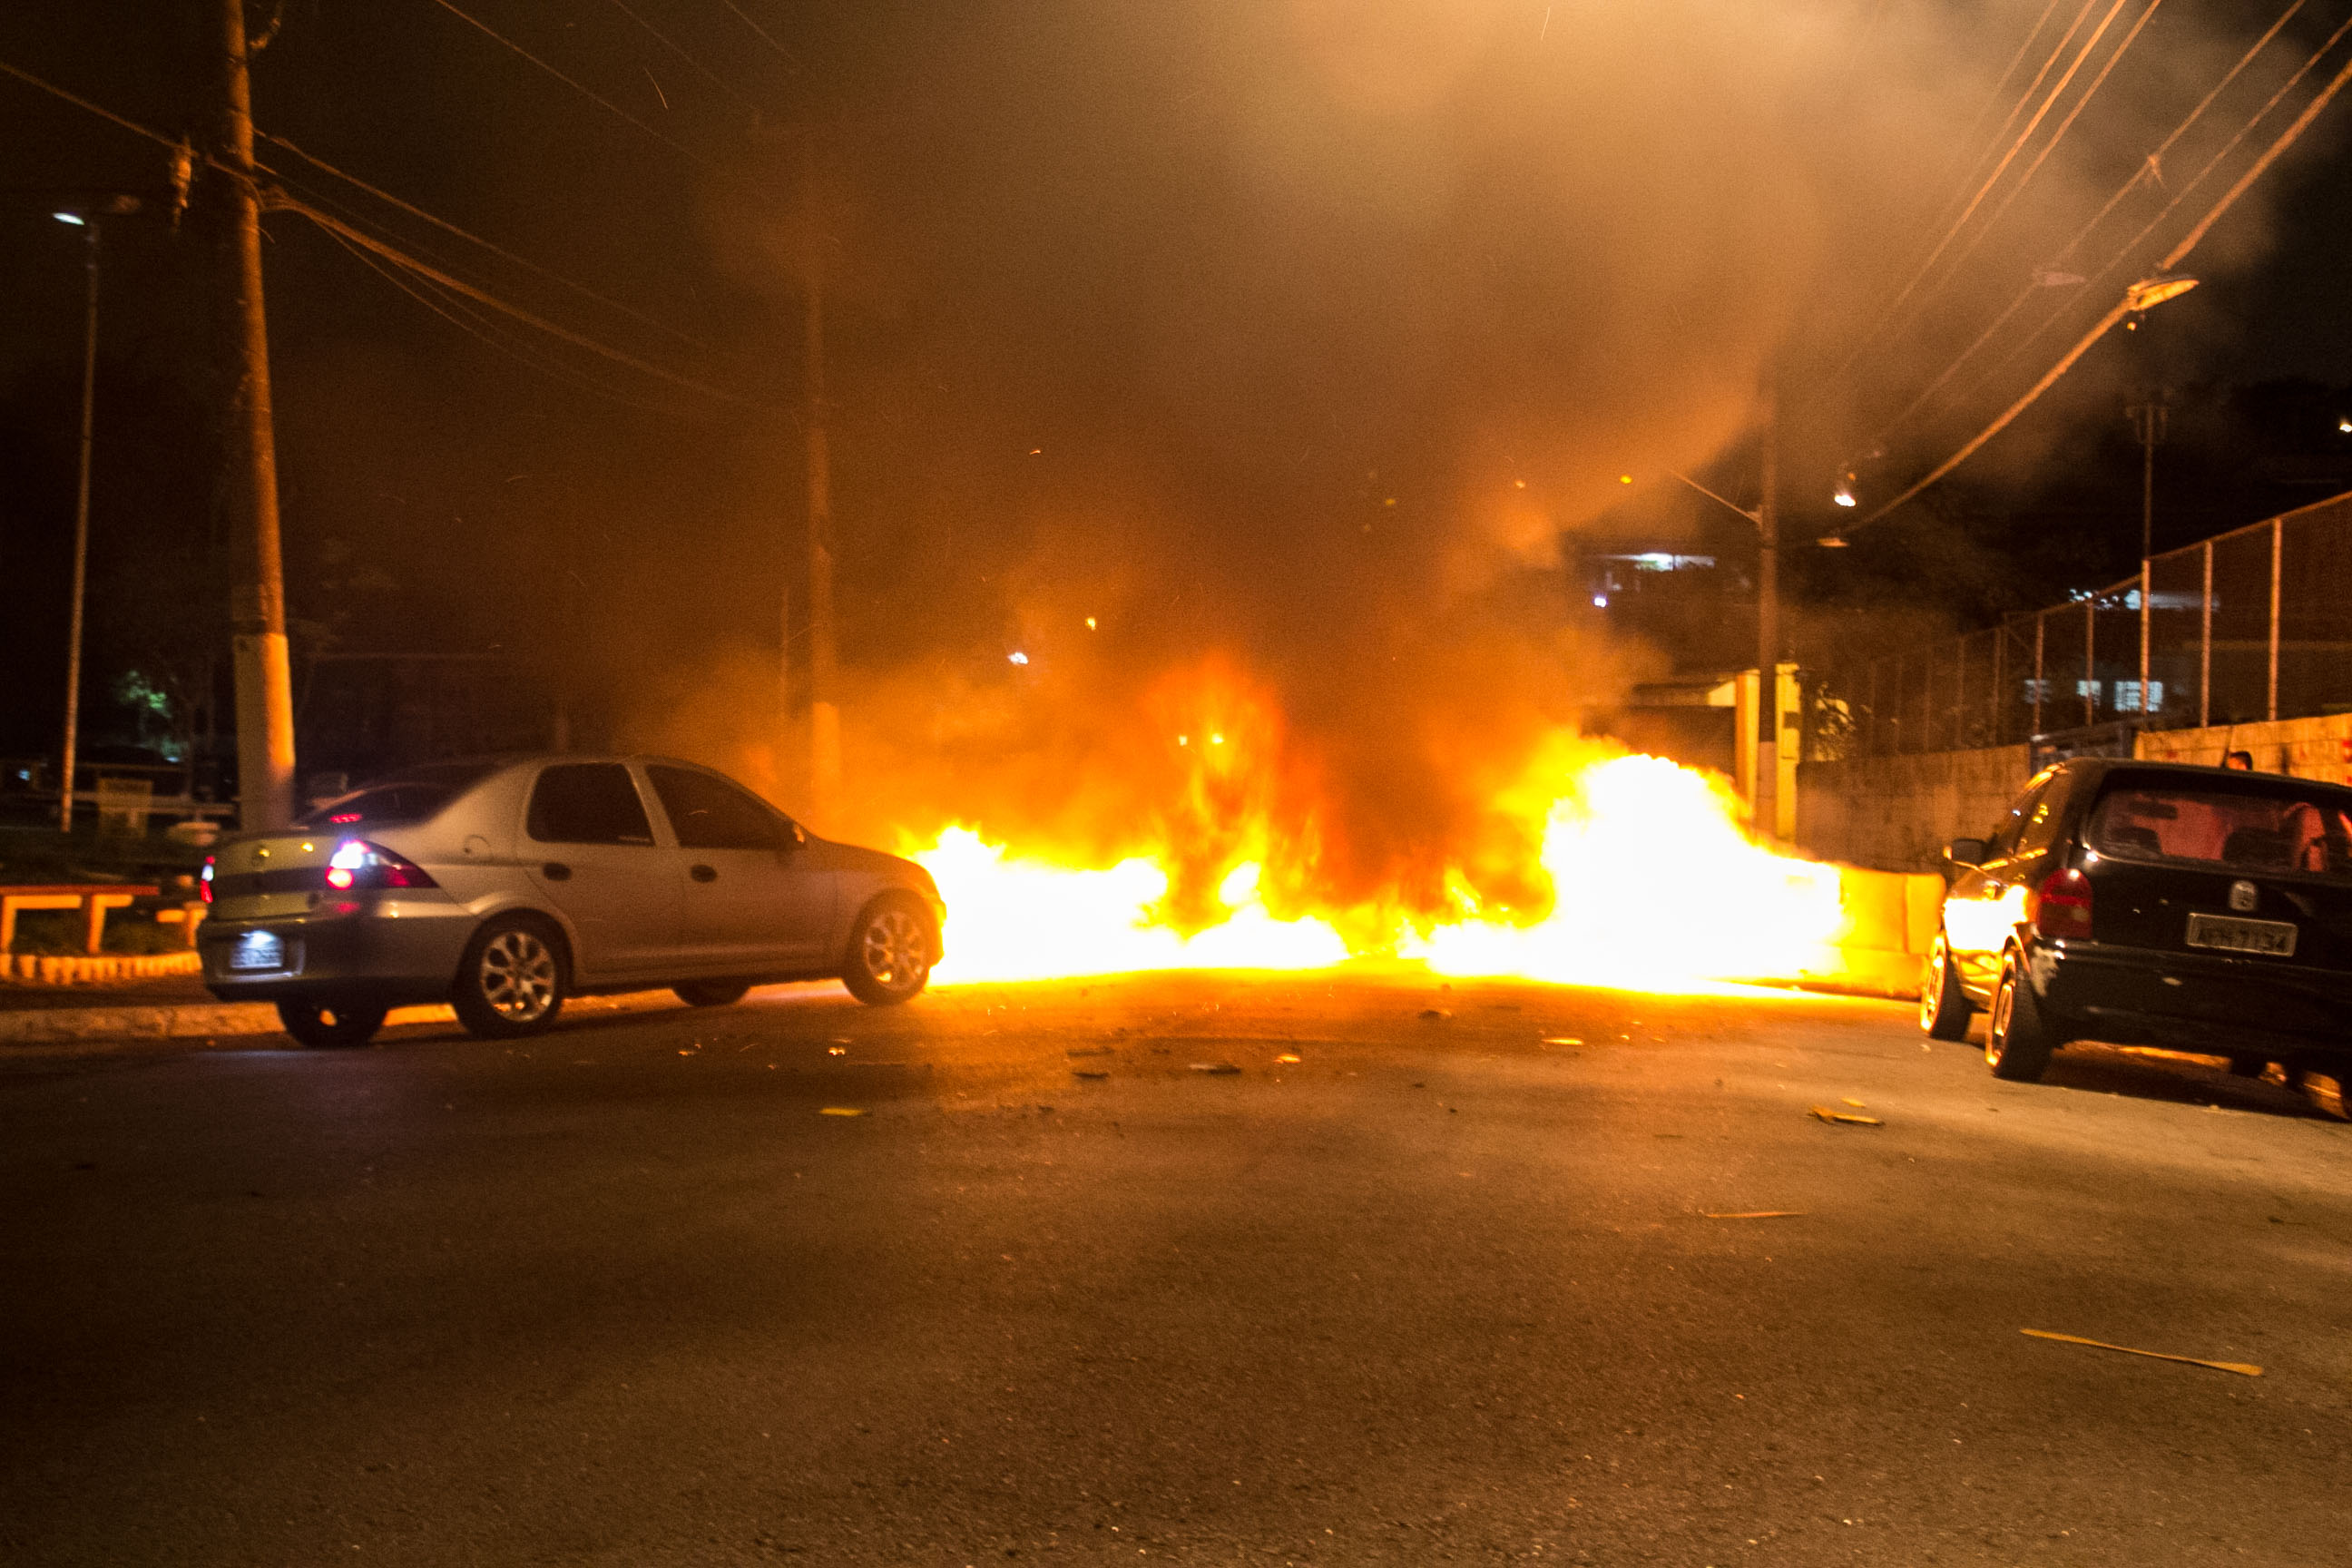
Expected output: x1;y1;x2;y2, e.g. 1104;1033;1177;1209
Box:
1944;837;1988;868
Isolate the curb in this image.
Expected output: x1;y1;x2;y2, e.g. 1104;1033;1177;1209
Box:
0;989;683;1048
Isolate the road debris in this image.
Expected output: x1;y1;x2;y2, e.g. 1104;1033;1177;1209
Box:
1067;1046;1112;1057
1190;1062;1241;1074
1276;1053;1301;1064
1073;1070;1109;1080
1808;1105;1883;1126
1541;1037;1583;1046
1419;1008;1451;1020
1840;1097;1867;1108
818;1107;867;1117
2021;1328;2261;1377
828;1046;847;1055
1701;1210;1807;1220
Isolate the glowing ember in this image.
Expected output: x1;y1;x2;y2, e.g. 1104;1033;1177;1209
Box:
910;745;1847;994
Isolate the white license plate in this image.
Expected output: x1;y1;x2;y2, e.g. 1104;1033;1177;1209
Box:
2185;912;2298;957
228;931;287;971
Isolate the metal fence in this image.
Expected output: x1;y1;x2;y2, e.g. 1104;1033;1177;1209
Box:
1815;491;2352;760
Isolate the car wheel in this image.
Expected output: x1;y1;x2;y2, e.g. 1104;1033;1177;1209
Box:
451;915;566;1039
1920;935;1975;1042
841;894;936;1006
1984;950;2057;1083
2297;1068;2351;1121
675;981;751;1008
276;998;388;1049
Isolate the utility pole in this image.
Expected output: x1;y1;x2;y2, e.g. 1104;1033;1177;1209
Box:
2126;393;2168;563
214;0;297;829
57;214;99;833
1754;387;1780;845
801;139;840;824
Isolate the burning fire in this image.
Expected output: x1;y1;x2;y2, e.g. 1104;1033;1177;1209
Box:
908;740;1847;995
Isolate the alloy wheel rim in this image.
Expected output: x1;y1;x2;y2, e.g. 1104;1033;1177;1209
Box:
1988;977;2014;1062
862;909;928;988
480;929;557;1020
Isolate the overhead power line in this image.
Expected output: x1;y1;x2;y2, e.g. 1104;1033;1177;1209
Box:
1926;5;2352;427
1856;33;2352;529
709;0;800;70
425;0;713;166
1831;0;2114;383
0;54;183;154
258;129;710;350
1866;0;2308;448
274;193;762;407
603;0;763;119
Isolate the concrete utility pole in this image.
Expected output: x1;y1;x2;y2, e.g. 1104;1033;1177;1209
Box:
215;0;297;829
1754;387;1780;846
57;215;99;833
801;140;840;823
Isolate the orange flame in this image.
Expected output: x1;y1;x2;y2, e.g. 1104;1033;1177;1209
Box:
908;728;1846;995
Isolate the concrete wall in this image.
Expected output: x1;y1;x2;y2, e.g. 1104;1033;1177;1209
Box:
1796;744;2034;872
2134;713;2352;782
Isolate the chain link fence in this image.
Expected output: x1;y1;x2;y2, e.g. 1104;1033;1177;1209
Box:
1813;491;2352;760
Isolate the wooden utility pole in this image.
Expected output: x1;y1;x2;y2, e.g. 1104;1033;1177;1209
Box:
1754;388;1780;845
802;140;840;823
215;0;297;829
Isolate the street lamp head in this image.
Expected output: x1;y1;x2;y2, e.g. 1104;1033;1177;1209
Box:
2122;272;2199;313
1816;536;1850;548
1832;471;1858;508
52;211;86;227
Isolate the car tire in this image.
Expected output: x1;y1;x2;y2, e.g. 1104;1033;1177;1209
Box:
1920;936;1975;1042
451;914;567;1039
841;893;936;1006
276;998;388;1049
1984;949;2057;1083
675;981;751;1008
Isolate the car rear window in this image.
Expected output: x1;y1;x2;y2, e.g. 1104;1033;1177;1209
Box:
297;763;494;828
2088;779;2352;878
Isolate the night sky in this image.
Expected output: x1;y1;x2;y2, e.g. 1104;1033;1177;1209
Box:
5;1;2350;894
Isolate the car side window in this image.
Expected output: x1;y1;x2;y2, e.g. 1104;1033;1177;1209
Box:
646;765;783;851
527;763;655;846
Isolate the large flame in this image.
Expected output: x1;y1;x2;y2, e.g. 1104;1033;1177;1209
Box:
908;739;1848;995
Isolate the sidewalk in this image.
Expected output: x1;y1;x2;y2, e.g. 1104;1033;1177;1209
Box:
0;969;698;1047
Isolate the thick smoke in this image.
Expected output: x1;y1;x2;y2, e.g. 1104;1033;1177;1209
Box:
632;0;2276;918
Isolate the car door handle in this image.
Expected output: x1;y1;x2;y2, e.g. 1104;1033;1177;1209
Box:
543;862;573;882
690;863;718;883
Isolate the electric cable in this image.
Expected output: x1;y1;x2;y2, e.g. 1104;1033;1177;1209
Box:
423;0;713;166
1854;32;2352;529
603;0;763;119
317;220;691;416
1928;6;2352;427
1865;0;2307;447
707;0;801;71
275;193;763;407
258;129;710;349
1830;0;2112;384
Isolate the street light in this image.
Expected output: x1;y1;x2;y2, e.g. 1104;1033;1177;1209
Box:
46;195;139;834
1831;472;1858;508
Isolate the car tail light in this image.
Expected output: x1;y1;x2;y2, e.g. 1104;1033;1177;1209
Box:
200;856;214;904
323;840;436;893
2029;866;2094;941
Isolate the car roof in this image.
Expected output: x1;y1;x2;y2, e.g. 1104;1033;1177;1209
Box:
2055;756;2352;801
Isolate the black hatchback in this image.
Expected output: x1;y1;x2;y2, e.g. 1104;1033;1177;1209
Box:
1920;758;2352;1115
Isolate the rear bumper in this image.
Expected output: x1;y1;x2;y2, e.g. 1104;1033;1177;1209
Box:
2032;938;2352;1063
197;903;476;1007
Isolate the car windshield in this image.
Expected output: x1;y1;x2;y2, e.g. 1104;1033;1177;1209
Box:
2087;779;2352;878
297;762;495;828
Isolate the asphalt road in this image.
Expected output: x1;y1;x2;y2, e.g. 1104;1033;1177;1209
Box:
4;969;2348;1567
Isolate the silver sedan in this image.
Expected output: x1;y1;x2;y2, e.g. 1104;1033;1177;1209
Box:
196;755;946;1047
